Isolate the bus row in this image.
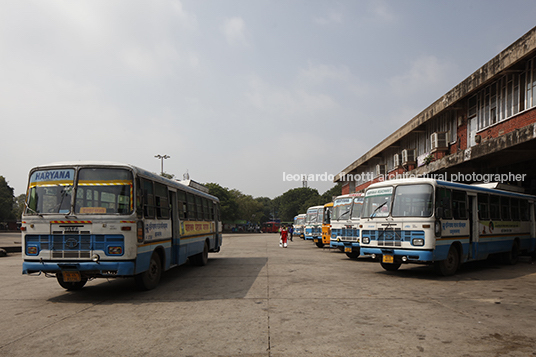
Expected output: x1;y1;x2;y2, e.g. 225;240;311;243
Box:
293;178;536;276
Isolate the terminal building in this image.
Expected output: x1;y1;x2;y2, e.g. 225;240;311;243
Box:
335;26;536;196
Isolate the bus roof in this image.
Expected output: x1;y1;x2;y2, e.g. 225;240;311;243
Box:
365;178;535;200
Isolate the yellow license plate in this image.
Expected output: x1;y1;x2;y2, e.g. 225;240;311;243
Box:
314;239;319;243
344;247;352;253
382;254;394;264
62;271;81;283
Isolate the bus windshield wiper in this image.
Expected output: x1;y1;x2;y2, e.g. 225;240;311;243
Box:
24;202;42;217
370;201;387;219
337;209;350;220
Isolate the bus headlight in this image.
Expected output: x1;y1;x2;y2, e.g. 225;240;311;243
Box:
412;238;424;246
362;237;370;244
27;246;38;255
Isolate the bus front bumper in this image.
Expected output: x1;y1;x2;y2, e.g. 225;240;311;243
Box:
360;248;434;262
23;261;136;276
330;241;359;251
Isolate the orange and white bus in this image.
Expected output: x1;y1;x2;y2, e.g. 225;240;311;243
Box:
22;161;222;290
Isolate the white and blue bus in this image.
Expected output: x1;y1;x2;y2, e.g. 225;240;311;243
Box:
330;193;364;259
304;205;324;244
359;178;536;276
293;213;306;239
22;161;222;290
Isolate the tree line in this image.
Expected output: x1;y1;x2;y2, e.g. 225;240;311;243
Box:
0;174;341;227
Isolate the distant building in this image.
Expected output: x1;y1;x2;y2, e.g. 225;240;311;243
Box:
335;26;536;195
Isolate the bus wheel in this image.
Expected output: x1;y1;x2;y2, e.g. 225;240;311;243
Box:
504;241;520;265
135;253;162;290
315;241;324;248
435;245;460;276
191;241;209;266
346;250;360;259
56;274;88;291
380;261;401;271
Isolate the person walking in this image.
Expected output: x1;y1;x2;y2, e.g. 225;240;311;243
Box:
288;226;294;241
280;225;288;248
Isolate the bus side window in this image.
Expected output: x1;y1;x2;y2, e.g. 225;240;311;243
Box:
490;195;501;220
520;200;530;221
203;198;210;220
477;193;489;220
501;197;511;221
510;198;520;221
177;190;187;220
187;193;196;220
154;183;169;219
435;188;452;219
196;196;203;220
452;190;467;220
142;179;155;219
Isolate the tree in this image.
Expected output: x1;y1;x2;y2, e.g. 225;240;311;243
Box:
13;194;26;221
230;190;264;224
0;176;15;222
204;183;239;222
273;187;320;222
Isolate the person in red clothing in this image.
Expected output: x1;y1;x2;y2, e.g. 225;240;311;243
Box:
279;225;289;248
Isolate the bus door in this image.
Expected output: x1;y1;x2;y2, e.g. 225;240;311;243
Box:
468;194;479;260
170;190;180;265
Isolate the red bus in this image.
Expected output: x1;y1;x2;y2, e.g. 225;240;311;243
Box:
261;221;280;233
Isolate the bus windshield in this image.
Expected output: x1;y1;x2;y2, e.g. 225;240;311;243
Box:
362;187;393;218
306;209;318;223
351;197;364;219
26;169;75;215
75;168;133;215
26;167;133;215
332;198;352;220
392;184;433;217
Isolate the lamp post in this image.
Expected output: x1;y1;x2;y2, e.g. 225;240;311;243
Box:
154;154;170;175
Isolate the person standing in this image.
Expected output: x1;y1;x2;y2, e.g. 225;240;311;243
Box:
280;225;288;248
288;226;294;241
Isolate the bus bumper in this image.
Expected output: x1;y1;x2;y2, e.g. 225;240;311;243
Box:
330;241;359;251
360;248;434;262
23;261;136;276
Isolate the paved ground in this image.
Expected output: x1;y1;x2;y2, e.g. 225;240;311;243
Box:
1;233;536;356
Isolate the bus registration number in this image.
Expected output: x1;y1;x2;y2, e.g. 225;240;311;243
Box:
344;247;352;253
62;271;81;283
382;254;394;264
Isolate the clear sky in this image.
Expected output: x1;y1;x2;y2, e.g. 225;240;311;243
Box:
2;1;536;198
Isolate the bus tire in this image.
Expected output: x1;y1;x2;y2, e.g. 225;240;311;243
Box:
191;240;209;266
315;241;324;248
135;252;162;290
435;245;460;276
346;250;360;259
56;274;88;291
380;261;401;271
504;241;520;265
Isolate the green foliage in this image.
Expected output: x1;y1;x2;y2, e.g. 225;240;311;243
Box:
204;182;342;224
204;183;239;223
0;176;15;222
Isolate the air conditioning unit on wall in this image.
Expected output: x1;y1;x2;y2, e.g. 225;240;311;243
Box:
431;132;448;151
375;164;386;177
393;154;400;168
401;149;415;164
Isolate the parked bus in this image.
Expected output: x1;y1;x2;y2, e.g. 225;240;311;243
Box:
330;193;364;259
320;202;333;248
293;214;306;239
262;221;280;233
21;161;222;290
359;178;536;276
304;205;324;245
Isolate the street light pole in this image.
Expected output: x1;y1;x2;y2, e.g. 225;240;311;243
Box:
154;154;170;175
